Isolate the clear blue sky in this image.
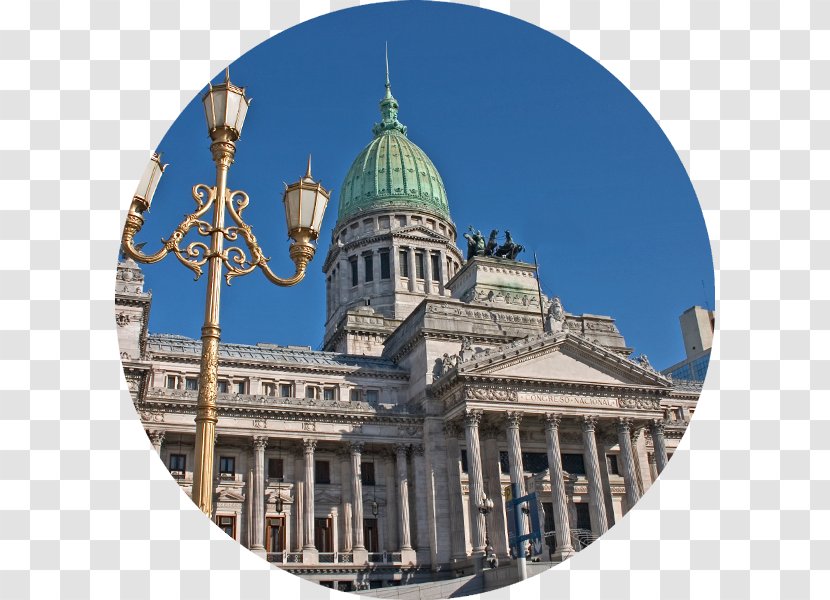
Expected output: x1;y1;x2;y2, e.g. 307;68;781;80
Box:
133;2;714;369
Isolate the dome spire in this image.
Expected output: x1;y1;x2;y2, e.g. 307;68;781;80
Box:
385;41;392;100
373;44;407;137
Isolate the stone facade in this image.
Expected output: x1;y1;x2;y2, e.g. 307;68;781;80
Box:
119;80;699;592
118;254;698;591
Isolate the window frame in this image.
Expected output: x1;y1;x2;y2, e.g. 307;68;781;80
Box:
364;254;374;282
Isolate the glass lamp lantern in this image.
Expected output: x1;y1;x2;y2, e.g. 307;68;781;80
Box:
132;152;167;211
202;69;251;141
282;156;331;245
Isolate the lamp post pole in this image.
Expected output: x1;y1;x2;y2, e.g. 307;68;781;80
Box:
121;69;331;518
191;128;233;515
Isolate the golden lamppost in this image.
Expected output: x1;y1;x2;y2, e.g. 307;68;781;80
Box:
121;69;331;517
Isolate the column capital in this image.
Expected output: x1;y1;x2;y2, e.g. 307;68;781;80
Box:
505;411;522;428
543;413;562;431
146;430;165;446
411;444;425;457
350;441;365;455
252;435;268;450
582;415;598;432
303;439;317;453
616;417;633;434
649;418;665;436
394;443;409;456
463;409;483;428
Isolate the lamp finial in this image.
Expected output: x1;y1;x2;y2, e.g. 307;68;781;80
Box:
305;154;313;180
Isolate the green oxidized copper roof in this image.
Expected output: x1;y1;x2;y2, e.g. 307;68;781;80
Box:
337;73;450;224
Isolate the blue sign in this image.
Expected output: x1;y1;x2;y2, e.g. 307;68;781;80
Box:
505;483;543;554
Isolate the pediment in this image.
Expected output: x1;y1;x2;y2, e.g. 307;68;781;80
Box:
393;225;451;242
459;333;669;388
217;488;246;502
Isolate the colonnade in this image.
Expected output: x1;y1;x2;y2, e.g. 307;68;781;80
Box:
244;437;418;561
449;411;669;560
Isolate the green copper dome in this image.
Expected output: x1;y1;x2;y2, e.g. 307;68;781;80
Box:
337;76;450;224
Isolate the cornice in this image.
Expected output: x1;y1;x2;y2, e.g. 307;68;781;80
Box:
146;351;409;381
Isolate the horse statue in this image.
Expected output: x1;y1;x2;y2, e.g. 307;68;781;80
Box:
484;229;499;256
463;226;486;260
494;230;524;260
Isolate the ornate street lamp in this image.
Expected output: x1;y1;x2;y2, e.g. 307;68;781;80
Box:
478;494;496;569
478;495;494;545
121;68;331;517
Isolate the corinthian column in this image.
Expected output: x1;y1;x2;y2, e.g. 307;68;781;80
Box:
302;439;317;553
582;416;609;536
444;422;468;559
411;444;430;557
338;448;353;552
505;411;529;540
250;436;267;555
463;410;486;557
649;419;669;474
617;418;641;511
147;430;164;454
350;442;365;551
543;414;574;559
395;444;413;551
481;426;508;558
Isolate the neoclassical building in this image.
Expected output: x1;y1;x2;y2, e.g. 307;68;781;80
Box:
118;76;700;592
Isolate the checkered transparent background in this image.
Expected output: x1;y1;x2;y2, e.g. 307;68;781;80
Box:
1;0;826;598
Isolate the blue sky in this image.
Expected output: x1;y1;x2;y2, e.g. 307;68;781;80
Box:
132;2;714;369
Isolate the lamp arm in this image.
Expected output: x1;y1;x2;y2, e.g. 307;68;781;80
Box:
222;188;313;287
121;183;217;280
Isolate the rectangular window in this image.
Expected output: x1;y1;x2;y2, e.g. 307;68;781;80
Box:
365;389;379;405
349;389;360;403
606;454;620;476
399;250;409;277
217;380;229;393
396;215;407;228
267;517;285;553
430;253;441;282
561;453;586;476
268;458;284;480
415;252;425;279
361;462;375;486
236;381;246;394
364;255;374;282
315;460;331;484
379;252;390;279
262;383;275;396
323;387;335;401
279;383;292;398
364;518;379;552
169;453;186;474
216;515;236;539
185;377;198;391
350;257;358;286
460;449;468;473
306;386;319;400
219;456;235;476
166;375;177;389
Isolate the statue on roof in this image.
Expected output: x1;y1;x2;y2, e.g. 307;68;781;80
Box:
485;230;499;257
463;227;486;260
494;230;524;260
545;296;566;333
